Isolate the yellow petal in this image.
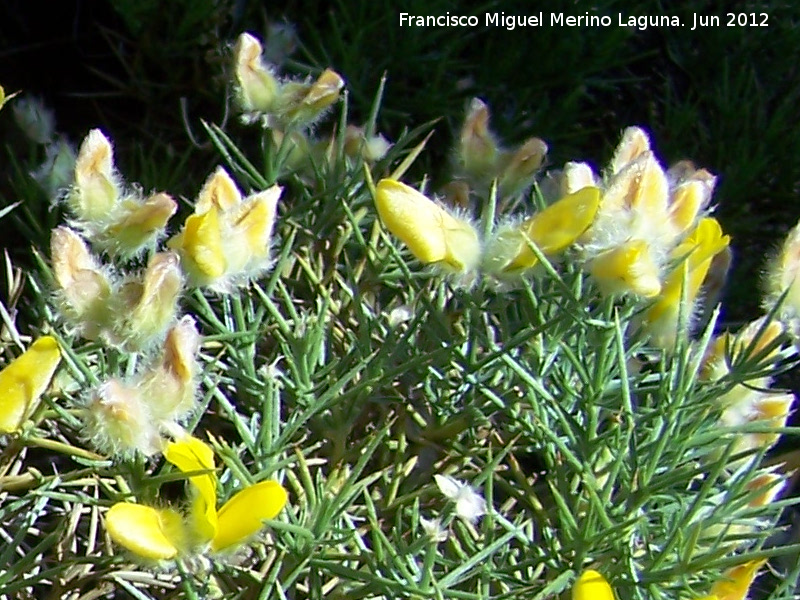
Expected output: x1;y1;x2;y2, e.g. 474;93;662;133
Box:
572;569;614;600
165;436;218;543
0;337;61;433
212;480;288;552
375;179;481;272
224;186;281;272
513;186;600;267
106;503;185;560
169;208;227;284
589;240;662;298
710;560;766;600
649;218;731;322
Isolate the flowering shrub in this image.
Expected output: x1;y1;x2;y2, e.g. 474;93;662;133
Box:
0;32;798;600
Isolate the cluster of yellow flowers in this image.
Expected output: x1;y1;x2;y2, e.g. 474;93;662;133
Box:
572;563;763;600
374;102;734;350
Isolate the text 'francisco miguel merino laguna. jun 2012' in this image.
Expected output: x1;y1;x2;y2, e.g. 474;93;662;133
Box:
398;11;770;31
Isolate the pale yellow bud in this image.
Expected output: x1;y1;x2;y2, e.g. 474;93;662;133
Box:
375;179;481;273
668;168;715;237
497;137;548;195
765;219;800;323
196;167;243;214
458;98;500;180
84;379;161;456
139;316;201;424
279;69;344;125
223;186;281;276
99;192;177;257
111;252;183;350
609;126;651;174
69;129;121;223
234;32;280;114
561;162;599;195
603;152;668;224
51;226;113;337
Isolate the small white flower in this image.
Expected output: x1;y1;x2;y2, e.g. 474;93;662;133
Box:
434;474;486;523
420;516;449;543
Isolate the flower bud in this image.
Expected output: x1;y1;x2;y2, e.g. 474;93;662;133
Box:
84;379;161;456
110;252;183;350
609;126;651;174
279;69;344;125
497;137;548;195
643;218;730;348
234;33;280;114
139;316;201;424
0;336;61;433
458;98;500;180
375;179;481;273
169;208;226;287
68;129;122;224
99;192;177;257
223;186;280;277
51;227;114;337
667;169;715;236
765;219;800;325
572;569;614;600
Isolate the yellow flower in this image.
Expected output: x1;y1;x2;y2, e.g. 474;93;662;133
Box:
708;560;766;600
483;186;600;274
588;239;662;298
642;217;731;348
375;179;481;273
572;569;614;600
0;336;61;433
168;167;281;290
106;436;288;559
